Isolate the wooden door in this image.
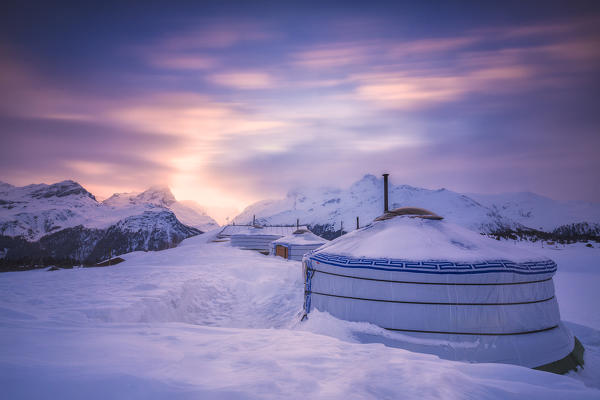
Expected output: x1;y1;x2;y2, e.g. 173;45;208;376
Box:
275;245;288;259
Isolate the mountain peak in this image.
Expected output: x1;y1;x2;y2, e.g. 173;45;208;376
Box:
146;184;172;193
30;180;96;201
102;186;175;208
234;173;524;233
138;185;176;206
0;181;14;190
350;174;381;192
360;174;379;182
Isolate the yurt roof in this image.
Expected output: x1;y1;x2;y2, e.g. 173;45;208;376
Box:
315;214;548;263
273;230;328;245
219;225;308;237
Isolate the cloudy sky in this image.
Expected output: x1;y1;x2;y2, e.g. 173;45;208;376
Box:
1;1;599;219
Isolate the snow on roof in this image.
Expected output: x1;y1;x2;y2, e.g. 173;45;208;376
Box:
273;230;328;245
219;225;309;237
315;215;549;263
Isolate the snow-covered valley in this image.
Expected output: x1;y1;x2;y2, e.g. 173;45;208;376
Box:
1;232;599;399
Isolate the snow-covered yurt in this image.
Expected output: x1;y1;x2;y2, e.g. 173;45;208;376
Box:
229;225;310;253
271;229;328;260
219;225;300;239
231;226;282;252
302;206;584;373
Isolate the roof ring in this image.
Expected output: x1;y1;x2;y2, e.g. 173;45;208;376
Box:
293;228;309;234
374;207;443;221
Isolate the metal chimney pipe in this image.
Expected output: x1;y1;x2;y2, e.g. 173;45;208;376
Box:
253;215;256;225
382;173;389;212
296;218;299;229
356;216;360;230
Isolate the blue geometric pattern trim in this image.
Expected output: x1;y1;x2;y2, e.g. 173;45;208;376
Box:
303;259;315;313
308;252;557;275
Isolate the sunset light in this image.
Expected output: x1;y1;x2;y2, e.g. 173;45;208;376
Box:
1;2;600;398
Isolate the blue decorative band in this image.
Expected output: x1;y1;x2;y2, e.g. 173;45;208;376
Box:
303;259;315;313
308;252;557;275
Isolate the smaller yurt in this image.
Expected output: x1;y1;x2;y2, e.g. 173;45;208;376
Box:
271;229;328;260
231;225;282;253
302;207;584;373
229;225;310;253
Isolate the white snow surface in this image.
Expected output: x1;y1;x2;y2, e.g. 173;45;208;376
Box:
1;233;599;399
317;216;549;262
234;175;600;234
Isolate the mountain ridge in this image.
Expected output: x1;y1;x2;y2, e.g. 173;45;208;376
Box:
0;180;217;269
103;187;218;231
466;191;600;232
233;174;600;239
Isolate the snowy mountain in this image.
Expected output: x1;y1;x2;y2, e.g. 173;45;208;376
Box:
0;181;212;268
233;174;519;235
233;174;600;238
104;185;176;208
0;181;13;191
467;192;600;232
104;186;218;232
0;180;104;240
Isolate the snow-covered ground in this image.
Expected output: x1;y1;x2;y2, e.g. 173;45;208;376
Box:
1;233;599;399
